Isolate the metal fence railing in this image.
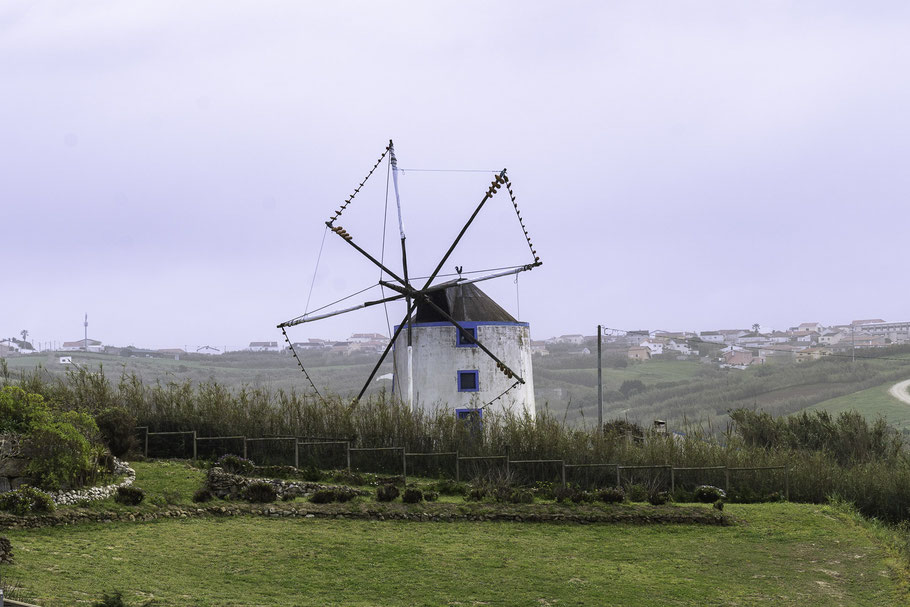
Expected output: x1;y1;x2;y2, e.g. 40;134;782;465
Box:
135;428;790;498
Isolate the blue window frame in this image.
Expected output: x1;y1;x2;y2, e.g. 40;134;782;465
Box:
457;370;479;392
456;326;477;347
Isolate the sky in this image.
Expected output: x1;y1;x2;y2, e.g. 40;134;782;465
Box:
3;1;910;350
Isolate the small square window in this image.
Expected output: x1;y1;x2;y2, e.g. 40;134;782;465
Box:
457;370;479;392
457;327;477;347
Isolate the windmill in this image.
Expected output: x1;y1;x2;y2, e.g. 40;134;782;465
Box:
277;140;542;414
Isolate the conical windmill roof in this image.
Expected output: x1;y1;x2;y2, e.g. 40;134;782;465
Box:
414;283;518;323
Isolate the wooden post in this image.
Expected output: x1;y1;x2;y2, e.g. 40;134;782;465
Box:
346;441;351;472
615;465;621;489
505;445;510;479
784;467;790;501
401;447;407;484
670;467;675;494
561;461;566;488
192;431;197;460
455;450;460;482
243;438;248;460
724;468;730;494
294;440;300;469
144;430;149;458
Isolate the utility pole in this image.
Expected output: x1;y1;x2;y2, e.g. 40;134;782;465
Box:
84;313;88;353
597;324;603;434
852;323;856;364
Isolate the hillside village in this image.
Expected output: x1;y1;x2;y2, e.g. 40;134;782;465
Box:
2;320;907;369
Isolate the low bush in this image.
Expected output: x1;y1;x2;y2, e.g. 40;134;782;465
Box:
217;455;254;475
402;488;424;504
310;488;358;504
466;487;486;501
192;488;213;503
626;484;648;502
92;590;128;607
423;490;439;502
331;470;366;486
114;486;145;506
647;491;670;506
432;478;467;496
714;499;724;511
508;488;534;504
300;466;324;482
376;484;400;502
694;485;726;503
597;487;625;504
242;481;277;503
0;486;55;516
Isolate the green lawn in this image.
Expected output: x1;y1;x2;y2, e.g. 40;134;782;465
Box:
807;381;910;430
3;503;907;606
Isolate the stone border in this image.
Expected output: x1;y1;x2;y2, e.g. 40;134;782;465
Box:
0;500;730;529
49;459;135;506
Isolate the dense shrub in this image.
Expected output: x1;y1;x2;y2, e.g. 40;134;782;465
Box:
192;488;213;503
0;486;55;515
310;488;357;504
23;410;99;490
431;479;467;496
626;484;648;502
217;454;254;475
300;466;324;482
94;407;137;457
242;481;278;503
714;499;724;511
376;484;400;502
331;470;366;486
647;491;670;506
508;488;534;504
402;488;424;504
466;487;486;501
694;485;726;503
597;487;625;504
423;490;439;502
114;486;145;506
92;590;127;607
0;386;49;433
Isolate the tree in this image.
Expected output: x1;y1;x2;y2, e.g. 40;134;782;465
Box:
751;323;760;334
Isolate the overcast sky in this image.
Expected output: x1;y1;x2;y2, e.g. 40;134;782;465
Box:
3;1;909;350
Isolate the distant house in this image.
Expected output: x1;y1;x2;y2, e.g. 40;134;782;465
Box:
531;340;550;356
665;340;694;356
349;333;387;343
698;331;725;344
639;340;664;355
819;331;844;345
157;348;186;360
794;322;824;333
249;341;280;352
555;334;585;345
852;319;886;327
331;341;353;353
723;350;756;367
291;340;328;350
61;338;103;352
790;331;815;344
196;345;222;355
628;346;651;361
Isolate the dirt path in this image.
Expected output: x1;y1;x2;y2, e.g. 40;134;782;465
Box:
888;379;910;405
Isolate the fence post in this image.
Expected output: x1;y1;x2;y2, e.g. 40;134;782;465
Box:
784;467;790;501
670;467;675;494
615;465;621;489
243;438;248;460
192;431;197;460
294;440;300;469
401;447;407;483
455;450;460;482
724;468;730;494
505;445;510;479
144;430;149;458
346;441;351;472
561;461;566;488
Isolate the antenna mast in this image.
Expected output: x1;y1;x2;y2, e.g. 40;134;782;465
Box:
84;313;88;352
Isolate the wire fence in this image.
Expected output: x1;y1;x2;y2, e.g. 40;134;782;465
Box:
137;429;789;499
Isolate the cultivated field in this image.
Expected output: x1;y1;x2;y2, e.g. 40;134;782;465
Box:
808;381;910;430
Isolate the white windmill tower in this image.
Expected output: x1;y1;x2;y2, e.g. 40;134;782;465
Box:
277;141;542;417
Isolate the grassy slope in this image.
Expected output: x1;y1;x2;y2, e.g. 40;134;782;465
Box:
807;382;910;430
4;504;906;607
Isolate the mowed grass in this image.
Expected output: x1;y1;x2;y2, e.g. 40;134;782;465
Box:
5;504;907;606
807;380;910;430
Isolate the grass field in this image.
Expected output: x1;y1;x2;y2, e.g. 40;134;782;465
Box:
3;503;907;606
807;381;910;430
